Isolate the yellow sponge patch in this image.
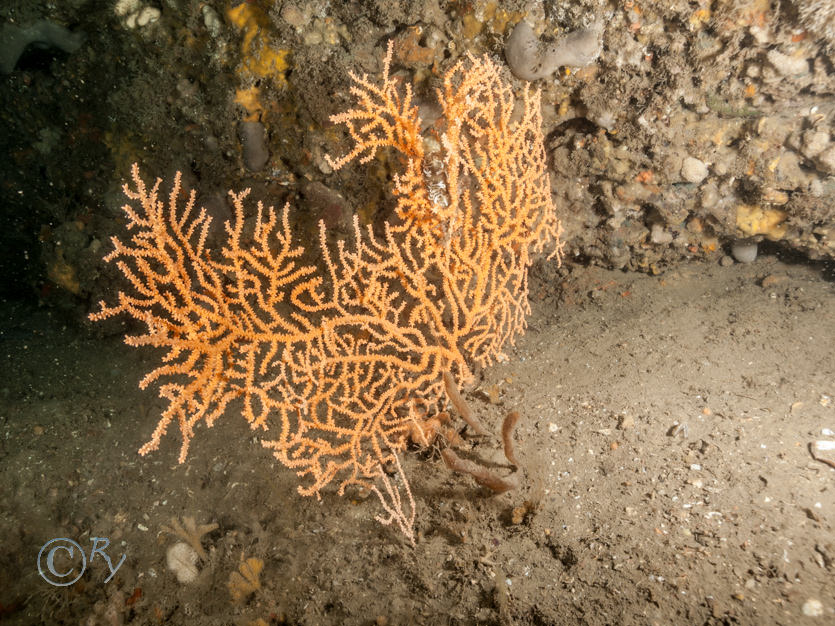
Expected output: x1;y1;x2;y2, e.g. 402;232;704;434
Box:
227;3;290;86
736;204;787;239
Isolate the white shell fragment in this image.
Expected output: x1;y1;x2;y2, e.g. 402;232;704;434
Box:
810;440;835;470
802;598;824;617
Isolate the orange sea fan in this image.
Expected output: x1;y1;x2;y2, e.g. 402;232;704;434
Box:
91;42;562;541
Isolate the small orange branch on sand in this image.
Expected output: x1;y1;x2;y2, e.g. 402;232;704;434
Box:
443;370;489;436
91;41;561;541
442;449;520;494
439;409;524;495
502;411;521;468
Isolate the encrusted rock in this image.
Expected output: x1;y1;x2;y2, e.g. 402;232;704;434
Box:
302;181;352;232
801;130;831;159
816;146;835;174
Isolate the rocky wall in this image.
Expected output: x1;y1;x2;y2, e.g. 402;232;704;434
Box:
0;0;832;311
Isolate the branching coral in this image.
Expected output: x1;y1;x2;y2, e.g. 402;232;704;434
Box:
90;42;561;540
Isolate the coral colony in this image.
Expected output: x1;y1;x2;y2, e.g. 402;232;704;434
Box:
91;43;562;542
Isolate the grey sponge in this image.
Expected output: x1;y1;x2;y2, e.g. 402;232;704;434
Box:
505;20;603;81
0;21;85;74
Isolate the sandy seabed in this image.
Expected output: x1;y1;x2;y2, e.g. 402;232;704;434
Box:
2;253;834;625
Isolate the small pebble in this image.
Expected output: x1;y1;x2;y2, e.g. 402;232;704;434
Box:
681;156;708;184
760;274;783;288
281;4;307;29
237;120;270;172
802;598;824;617
817;146;835;174
202;5;222;37
126;5;160;29
651;224;673;244
801;130;830;159
731;240;757;263
618;414;635;430
304;29;323;46
767;49;809;76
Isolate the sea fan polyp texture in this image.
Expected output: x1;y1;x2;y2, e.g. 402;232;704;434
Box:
90;43;563;541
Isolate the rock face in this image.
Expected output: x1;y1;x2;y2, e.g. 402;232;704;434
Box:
3;0;835;308
533;3;835;271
